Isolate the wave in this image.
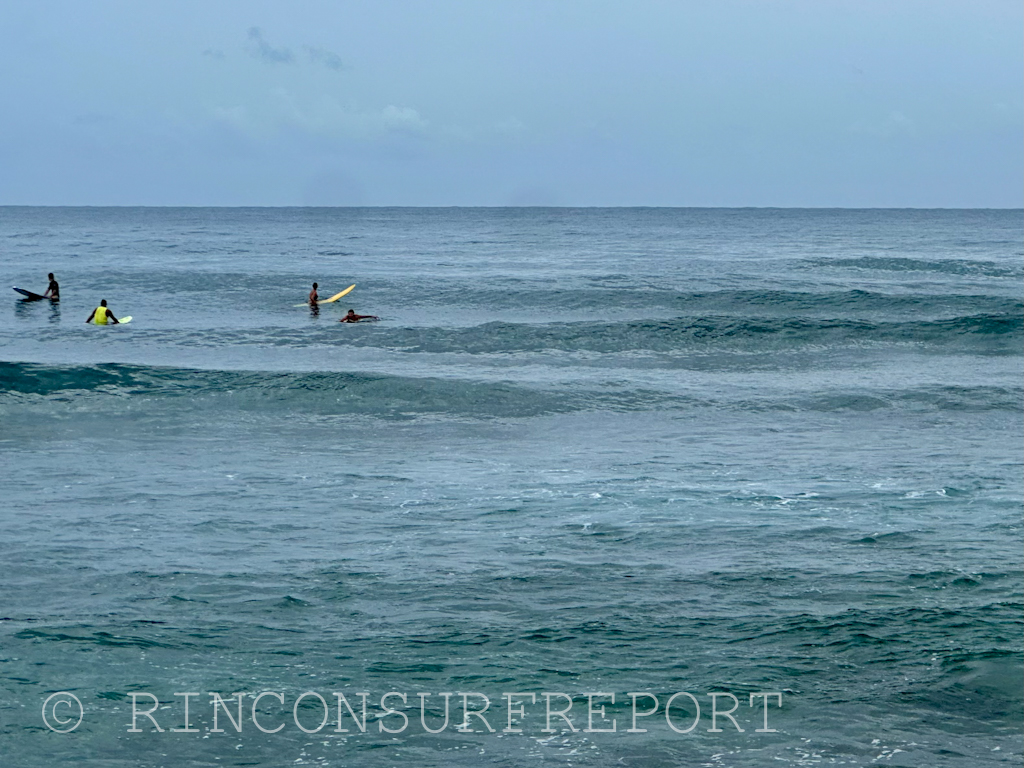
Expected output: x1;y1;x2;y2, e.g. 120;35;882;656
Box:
396;286;1023;316
37;266;1023;317
676;290;1020;315
123;311;1020;357
0;362;578;418
2;362;1019;418
802;256;1023;278
310;313;1022;355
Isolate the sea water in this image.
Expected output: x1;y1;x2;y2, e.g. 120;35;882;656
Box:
0;207;1021;766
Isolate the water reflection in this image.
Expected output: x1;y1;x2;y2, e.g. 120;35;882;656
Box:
12;297;61;322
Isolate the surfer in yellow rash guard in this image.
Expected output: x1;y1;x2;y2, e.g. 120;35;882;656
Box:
85;299;119;325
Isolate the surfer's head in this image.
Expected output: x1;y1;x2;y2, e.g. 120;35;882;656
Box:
48;273;54;280
100;300;107;307
313;282;318;289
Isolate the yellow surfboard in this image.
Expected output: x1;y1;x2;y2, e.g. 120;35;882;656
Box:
295;284;356;307
322;284;356;303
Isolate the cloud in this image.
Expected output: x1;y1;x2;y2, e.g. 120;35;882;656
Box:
244;30;342;71
209;91;431;145
304;45;343;71
246;27;294;64
380;105;427;132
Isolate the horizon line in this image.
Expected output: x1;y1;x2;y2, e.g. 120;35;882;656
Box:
1;204;1021;211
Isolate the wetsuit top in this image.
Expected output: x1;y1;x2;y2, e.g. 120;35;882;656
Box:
48;279;59;299
93;306;108;324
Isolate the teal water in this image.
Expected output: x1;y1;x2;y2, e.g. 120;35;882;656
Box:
1;208;1022;766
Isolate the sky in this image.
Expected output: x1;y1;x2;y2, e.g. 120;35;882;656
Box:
0;0;1021;207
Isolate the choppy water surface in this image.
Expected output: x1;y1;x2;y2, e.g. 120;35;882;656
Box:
1;207;1021;766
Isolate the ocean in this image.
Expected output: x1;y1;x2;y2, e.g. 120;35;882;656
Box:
1;207;1021;766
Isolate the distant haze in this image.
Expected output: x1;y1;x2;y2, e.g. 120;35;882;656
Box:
0;0;1020;207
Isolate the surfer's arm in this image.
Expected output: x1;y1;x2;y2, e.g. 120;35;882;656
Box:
109;313;119;324
85;310;95;323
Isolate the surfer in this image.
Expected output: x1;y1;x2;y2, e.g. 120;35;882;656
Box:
42;273;59;301
85;300;119;325
309;282;319;304
339;309;379;323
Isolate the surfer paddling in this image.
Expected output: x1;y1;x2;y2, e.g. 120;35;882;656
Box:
339;309;379;323
85;299;119;325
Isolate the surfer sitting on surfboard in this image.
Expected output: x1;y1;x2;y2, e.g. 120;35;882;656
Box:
43;273;59;301
339;309;379;323
85;300;120;325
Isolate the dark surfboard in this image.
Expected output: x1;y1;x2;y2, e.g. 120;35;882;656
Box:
13;286;48;301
